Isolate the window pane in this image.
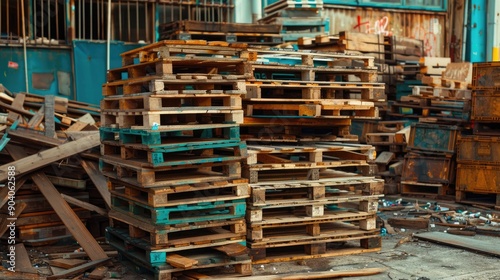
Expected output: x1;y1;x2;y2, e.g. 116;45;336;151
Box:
406;0;444;7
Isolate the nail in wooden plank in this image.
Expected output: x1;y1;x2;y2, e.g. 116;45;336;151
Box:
0;132;100;182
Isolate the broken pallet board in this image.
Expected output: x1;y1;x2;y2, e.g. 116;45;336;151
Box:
414;231;500;257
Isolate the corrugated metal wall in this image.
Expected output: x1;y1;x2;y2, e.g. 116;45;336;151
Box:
323;7;447;57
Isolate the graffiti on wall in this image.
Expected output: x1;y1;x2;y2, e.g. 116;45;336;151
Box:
352;15;441;57
353;15;392;36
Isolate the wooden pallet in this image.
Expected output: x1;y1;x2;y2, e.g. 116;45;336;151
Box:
102;75;247;96
248;215;378;243
248;177;383;205
249;225;381;264
110;195;246;226
100;140;246;168
100;125;240;146
109;210;246;247
247;197;379;224
100;156;242;188
100;108;244;129
245;79;385;100
101;93;243;112
107;226;250;267
108;178;249;208
119;40;255;67
107;58;250;84
243;116;353;127
244;100;378;118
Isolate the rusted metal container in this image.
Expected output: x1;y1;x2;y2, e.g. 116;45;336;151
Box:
456;164;500;194
456;135;500;164
472;62;500;89
408;123;459;154
471;90;500;121
401;152;454;184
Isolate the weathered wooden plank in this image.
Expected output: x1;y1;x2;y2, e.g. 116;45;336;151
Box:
6;146;108;261
415;231;500;257
166;254;198;269
0;176;26;209
0;132;100;182
280;267;386;280
388;217;429;229
49;258;87;269
61;194;108;217
14;244;38;274
88;266;108;280
81;160;111;208
0;202;27;237
214;243;249;257
28;105;45;129
44;95;56;138
46;258;111;280
7;93;25;123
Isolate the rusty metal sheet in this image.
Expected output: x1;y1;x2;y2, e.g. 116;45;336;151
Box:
415;232;500;257
323;7;446;57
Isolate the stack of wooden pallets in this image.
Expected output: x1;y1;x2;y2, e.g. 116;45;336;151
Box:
259;0;328;42
99;40;254;280
455;62;500;209
241;48;384;263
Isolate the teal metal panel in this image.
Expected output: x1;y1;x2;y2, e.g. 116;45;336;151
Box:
466;0;487;62
73;40;145;105
0;46;72;97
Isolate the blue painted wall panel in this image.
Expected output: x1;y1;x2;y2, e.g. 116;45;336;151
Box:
73;40;144;105
0;46;72;97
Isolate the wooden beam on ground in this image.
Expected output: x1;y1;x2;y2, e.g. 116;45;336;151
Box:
44;95;56;138
415;232;500;258
0;100;34;117
6;146;108;261
81;160;111;209
0;132;100;182
13;243;38;273
46;258;111;280
61;194;108;217
280;267;387;280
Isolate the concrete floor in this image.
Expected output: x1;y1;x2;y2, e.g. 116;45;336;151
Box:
2;204;499;280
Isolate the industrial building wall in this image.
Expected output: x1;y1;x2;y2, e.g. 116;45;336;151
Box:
322;6;447;57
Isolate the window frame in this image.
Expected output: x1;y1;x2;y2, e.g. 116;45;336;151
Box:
322;0;447;12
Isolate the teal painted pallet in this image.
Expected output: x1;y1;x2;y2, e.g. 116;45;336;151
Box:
106;227;248;266
101;141;247;168
108;177;249;208
100;125;240;145
109;209;247;246
111;195;247;225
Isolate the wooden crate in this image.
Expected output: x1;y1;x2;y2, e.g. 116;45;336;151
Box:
456;164;500;194
471;91;500;121
472;62;500;89
401;153;454;184
457;135;500;164
407;123;459;154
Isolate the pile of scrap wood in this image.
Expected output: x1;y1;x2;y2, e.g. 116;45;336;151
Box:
415;61;472;99
0;85;113;279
